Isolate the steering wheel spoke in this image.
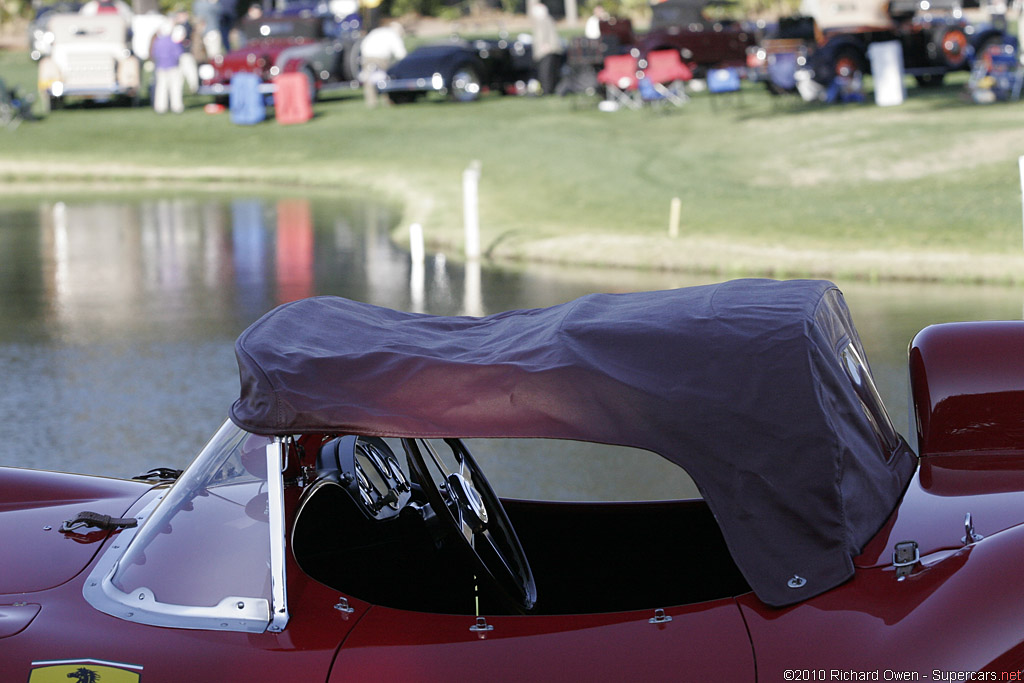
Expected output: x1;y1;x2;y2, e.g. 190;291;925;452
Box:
404;438;537;613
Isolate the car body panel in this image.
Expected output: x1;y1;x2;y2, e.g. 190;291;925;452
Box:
857;454;1024;568
741;519;1024;673
910;321;1024;455
331;601;755;681
0;468;149;594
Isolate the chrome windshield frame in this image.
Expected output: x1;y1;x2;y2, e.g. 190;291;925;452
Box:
266;436;290;632
83;422;291;634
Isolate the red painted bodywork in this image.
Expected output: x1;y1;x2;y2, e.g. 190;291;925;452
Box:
911;321;1024;455
5;321;1024;680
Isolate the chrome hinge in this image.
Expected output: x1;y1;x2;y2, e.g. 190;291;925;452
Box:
893;540;919;580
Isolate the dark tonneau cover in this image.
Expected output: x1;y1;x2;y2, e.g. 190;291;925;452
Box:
231;279;916;607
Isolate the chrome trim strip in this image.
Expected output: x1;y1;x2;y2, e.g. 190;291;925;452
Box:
377;77;442;93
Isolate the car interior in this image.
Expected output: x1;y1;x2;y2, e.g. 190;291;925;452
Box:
290;435;751;616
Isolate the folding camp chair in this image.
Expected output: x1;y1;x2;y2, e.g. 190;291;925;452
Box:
638;49;692;107
967;43;1024;103
706;67;742;108
0;78;34;130
597;53;641;110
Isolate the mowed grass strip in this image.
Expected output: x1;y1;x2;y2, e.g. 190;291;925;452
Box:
3;48;1024;283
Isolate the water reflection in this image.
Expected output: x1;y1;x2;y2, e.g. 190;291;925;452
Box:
2;193;1024;498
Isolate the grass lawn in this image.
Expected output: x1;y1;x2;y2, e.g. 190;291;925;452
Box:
3;47;1024;283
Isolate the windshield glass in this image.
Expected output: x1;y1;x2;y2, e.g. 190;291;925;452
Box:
111;421;273;613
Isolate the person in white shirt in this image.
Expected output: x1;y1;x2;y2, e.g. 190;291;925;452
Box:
360;23;407;107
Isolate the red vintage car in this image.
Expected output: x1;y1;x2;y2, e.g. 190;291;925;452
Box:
196;14;361;100
4;279;1024;681
631;0;756;73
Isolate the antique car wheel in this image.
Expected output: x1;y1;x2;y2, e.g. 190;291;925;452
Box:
935;27;969;70
831;45;865;81
449;64;482;102
405;438;537;612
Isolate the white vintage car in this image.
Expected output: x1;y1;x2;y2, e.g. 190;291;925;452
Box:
36;13;141;110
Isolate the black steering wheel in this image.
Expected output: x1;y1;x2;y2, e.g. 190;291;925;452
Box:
404;438;537;613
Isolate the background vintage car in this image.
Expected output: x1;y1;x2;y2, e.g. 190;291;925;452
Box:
4;280;1024;680
631;0;756;73
766;0;1007;87
377;35;535;103
35;12;141;111
197;13;362;100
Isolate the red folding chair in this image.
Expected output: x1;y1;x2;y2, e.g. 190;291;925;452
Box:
638;49;692;106
597;53;641;110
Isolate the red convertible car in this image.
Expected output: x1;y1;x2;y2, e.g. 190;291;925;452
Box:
4;279;1024;680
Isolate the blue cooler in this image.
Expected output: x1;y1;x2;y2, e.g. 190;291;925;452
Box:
230;73;266;125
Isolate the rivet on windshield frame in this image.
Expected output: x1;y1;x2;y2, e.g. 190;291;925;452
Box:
788;575;807;589
43;525;52;531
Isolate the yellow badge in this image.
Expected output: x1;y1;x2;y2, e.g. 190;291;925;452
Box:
29;659;142;682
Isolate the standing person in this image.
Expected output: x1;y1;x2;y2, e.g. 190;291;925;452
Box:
584;3;607;40
172;10;200;93
530;3;564;95
216;0;237;54
359;23;406;108
151;22;186;113
193;0;223;57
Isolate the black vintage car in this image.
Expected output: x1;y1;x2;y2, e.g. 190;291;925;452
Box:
375;36;534;103
776;0;1006;87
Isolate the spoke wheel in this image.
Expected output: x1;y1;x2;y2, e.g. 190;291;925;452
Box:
449;65;482;102
404;438;537;613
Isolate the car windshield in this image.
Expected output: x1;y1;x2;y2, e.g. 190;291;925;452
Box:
109;421;273;619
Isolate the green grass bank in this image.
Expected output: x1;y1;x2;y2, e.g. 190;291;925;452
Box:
3;48;1024;283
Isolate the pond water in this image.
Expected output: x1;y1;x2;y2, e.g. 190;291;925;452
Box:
2;192;1022;500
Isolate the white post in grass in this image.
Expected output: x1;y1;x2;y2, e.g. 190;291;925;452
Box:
669;197;681;238
464;161;482;261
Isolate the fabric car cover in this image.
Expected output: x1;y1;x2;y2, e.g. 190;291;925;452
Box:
230;278;917;607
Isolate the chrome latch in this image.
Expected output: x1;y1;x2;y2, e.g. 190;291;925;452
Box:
469;616;494;637
333;597;354;614
649;608;673;625
962;512;984;545
893;540;919;580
